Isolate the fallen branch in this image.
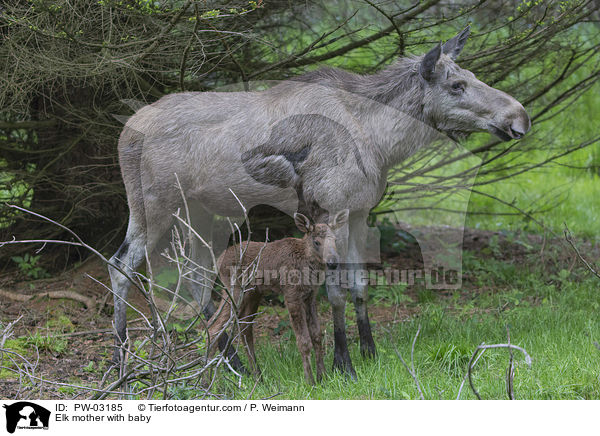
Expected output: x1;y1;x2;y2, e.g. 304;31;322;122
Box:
457;342;532;400
0;288;95;310
34;327;152;338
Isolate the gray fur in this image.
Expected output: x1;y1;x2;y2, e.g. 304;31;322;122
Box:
442;25;471;60
109;27;531;372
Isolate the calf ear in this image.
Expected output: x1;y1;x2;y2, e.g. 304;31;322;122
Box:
331;209;349;230
443;25;470;60
420;42;442;81
294;213;313;234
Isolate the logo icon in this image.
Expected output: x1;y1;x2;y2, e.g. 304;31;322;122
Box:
3;402;50;434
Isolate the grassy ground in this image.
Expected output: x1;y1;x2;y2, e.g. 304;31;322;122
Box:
206;253;600;400
1;228;599;399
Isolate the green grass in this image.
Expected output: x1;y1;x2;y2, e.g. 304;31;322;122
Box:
464;79;600;238
0;313;74;380
467;168;600;238
197;254;600;400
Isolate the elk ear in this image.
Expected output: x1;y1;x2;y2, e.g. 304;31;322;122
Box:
294;212;313;234
331;209;349;231
420;42;442;81
443;25;470;60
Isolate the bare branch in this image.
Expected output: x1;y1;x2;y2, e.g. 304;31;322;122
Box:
461;342;532;400
564;223;600;280
393;325;425;400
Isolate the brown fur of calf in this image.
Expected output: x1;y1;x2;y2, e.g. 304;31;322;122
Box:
207;214;345;385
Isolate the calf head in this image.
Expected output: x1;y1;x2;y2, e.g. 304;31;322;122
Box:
294;210;349;269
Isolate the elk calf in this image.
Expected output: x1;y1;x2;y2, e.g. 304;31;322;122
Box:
208;210;348;385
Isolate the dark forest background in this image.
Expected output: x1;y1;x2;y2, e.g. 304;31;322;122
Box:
1;0;599;271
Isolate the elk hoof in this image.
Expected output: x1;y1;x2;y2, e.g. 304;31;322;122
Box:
332;357;357;381
360;341;377;359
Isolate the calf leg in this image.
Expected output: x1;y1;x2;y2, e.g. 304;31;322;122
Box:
305;291;325;382
206;282;250;375
204;293;247;386
286;295;315;385
238;297;261;376
206;295;233;360
203;300;246;374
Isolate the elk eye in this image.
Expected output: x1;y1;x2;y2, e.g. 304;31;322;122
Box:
314;241;321;247
451;82;465;93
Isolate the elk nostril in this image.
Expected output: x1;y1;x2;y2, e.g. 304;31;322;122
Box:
509;112;531;139
326;257;339;269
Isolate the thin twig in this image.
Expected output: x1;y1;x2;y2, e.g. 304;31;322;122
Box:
564;223;600;280
393;325;425;400
506;325;515;400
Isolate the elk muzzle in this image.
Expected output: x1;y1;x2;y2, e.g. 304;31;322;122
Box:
326;255;340;269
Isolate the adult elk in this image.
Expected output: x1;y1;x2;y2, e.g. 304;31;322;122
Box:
109;26;530;377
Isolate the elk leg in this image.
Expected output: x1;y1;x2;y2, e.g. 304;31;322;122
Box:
206;297;229;359
207;274;250;375
305;291;325;382
348;215;376;359
286;295;315;385
239;296;261;377
350;271;376;358
203;300;247;374
188;207;215;310
325;278;356;379
206;290;245;369
108;215;147;363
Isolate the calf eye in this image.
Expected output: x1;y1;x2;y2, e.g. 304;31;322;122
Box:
314;241;321;247
451;81;466;93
